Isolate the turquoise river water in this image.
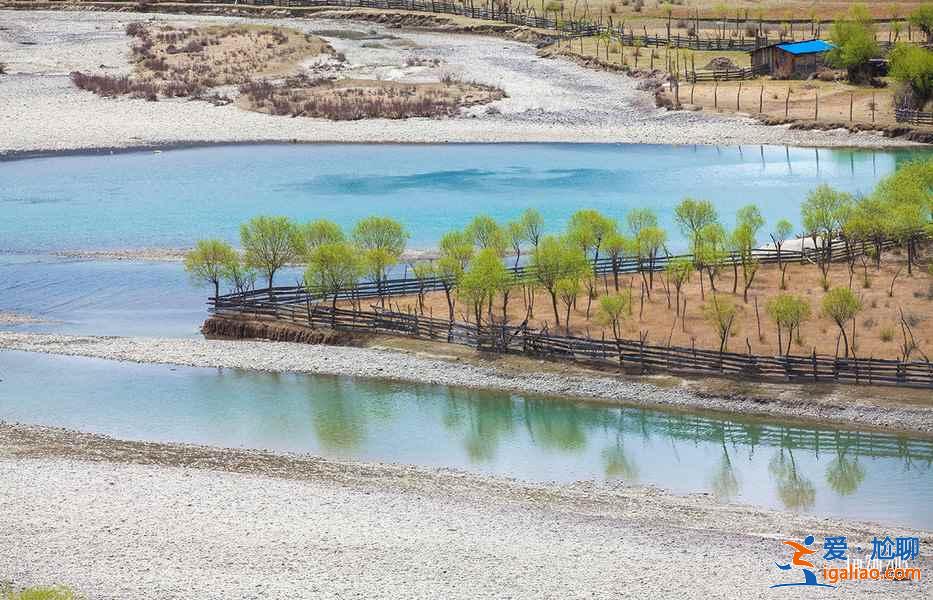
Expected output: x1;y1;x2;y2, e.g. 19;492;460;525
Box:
1;143;931;530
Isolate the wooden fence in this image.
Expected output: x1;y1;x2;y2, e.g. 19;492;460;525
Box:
895;107;933;126
210;302;933;389
215;235;894;306
686;64;768;83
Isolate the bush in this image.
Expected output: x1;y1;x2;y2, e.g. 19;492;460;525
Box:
879;326;895;342
889;43;933;106
1;586;78;600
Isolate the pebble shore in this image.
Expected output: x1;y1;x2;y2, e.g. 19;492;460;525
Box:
2;331;931;433
0;9;919;154
1;423;929;599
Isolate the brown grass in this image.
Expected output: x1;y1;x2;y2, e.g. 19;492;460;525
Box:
344;251;932;360
238;74;505;120
71;23;332;101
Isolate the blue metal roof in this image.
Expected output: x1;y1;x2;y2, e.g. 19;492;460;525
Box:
776;39;835;55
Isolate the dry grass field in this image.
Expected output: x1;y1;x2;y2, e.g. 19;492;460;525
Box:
346;252;933;360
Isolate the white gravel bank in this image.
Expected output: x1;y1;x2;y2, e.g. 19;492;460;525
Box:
0;9;916;154
2;331;932;433
1;424;929;599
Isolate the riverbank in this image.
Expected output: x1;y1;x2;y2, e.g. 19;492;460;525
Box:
0;9;921;153
2;331;931;435
0;422;928;599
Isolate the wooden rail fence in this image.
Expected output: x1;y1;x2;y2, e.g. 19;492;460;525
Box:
210;302;933;389
686;64;768;83
895;107;933;126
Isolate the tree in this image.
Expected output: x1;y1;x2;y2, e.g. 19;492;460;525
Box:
731;205;764;303
304;242;361;313
184;239;237;298
827;4;881;83
352;216;408;305
603;231;629;291
458;248;513;327
222;256;257;294
665;257;692;313
530;235;587;328
889;43;933;108
293;219;344;257
597;293;631;341
518;208;544;250
826;4;881;83
770;218;794;289
626;208;658;239
822;287;861;358
765;294;811;355
466;215;507;255
411;261;436;315
632;225;666;295
555;275;582;335
437;230;474;321
506;220;525;268
695;222;727;297
703;294;738;353
674;198;718;257
801;185;853;289
909;2;933;41
240;216;297;288
567;209;615;266
870;158;932;275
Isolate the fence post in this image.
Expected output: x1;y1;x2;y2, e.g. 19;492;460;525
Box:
811;349;818;382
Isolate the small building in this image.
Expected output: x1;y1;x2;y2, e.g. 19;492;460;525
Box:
750;39;835;79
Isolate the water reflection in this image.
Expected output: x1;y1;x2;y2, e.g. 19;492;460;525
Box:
1;352;932;528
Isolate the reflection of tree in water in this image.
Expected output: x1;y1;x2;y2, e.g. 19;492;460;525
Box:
440;387;517;462
602;442;638;482
523;400;588;453
307;377;371;450
769;448;816;510
825;447;866;496
710;440;740;502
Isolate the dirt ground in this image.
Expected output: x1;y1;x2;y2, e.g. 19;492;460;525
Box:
347;252;933;360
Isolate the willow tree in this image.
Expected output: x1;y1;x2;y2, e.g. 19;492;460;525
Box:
603;231;629;292
695;222;727;298
240;216;298;289
665;257;692;314
597;293;632;342
459;248;513;327
352;216;409;306
801;185;853;290
222;256;257;294
766;293;811;355
674;197;718;259
731;205;764;303
704;293;738;353
437;230;474;321
770;218;794;289
304;242;361;314
822;287;861;358
293;219;344;256
531;235;587;328
872;158;933;276
184;239;238;298
567;209;616;316
518;207;544;250
466;215;507;255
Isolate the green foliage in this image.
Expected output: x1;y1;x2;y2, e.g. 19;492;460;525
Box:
597;293;631;338
766;294;811;354
696;222;727;290
518;208;544;248
665;257;693;289
304;242;360;306
531;235;588;327
771;219;794;247
294;219;344;256
879;325;896;342
889;43;933;104
674;198;718;254
183;238;237;297
221;256;257;294
1;587;78;600
909;2;933;39
567;209;616;259
703;294;738;352
352;216;408;289
801;184;853;236
459;247;513;325
822;287;861;356
240;215;298;288
625;208;658;238
827;4;881;79
466;215;507;255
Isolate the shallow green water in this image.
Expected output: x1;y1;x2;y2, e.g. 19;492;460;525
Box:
1;351;930;529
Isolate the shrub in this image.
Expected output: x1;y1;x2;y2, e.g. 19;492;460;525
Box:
1;586;78;600
879;326;895;342
889;43;933;106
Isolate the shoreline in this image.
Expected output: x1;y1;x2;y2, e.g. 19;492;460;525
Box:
1;136;928;163
2;422;928;598
2;9;926;153
2;331;932;436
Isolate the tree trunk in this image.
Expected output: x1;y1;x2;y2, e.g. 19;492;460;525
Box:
550;291;561;326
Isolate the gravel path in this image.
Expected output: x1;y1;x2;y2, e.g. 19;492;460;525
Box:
0;9;914;154
1;423;929;599
2;331;932;434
